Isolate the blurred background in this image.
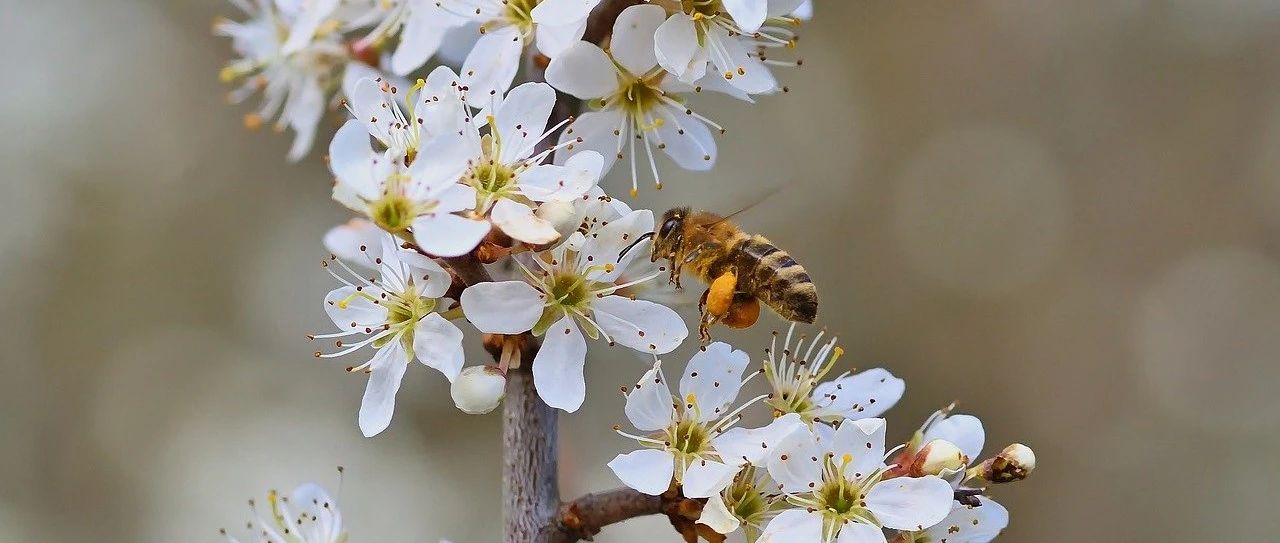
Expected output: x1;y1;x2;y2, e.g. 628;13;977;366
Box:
3;0;1280;541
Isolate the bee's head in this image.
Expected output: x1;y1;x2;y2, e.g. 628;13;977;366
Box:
650;207;689;262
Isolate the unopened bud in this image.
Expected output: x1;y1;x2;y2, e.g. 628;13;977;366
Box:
535;200;579;240
451;366;506;415
910;439;968;477
977;443;1035;483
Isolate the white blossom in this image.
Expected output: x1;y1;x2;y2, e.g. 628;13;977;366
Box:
607;344;765;496
314;233;465;436
547;4;726;196
763;325;906;423
459;209;688;412
438;0;603;105
762;419;954;542
217;0;352;161
341;69;469;166
910;499;1009;543
220;482;345;543
354;0;464;75
653;0;806;94
409;81;606;245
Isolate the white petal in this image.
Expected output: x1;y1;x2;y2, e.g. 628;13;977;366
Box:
722;0;767;33
358;340;411;437
532;316;588;411
697;493;740;535
768;0;809;17
461;27;525;107
329;120;379;200
557;109;625;173
759;509;822;543
836;523;887;543
712;412;805;467
530;0;600;25
324;219;384;264
579;208;655;282
653;13;704;81
392;246;452;298
411;213;490;257
285;77;325;162
491;198;561;244
765;425;823;493
681;458;738;498
324;286;389;329
391;3;453;75
413;313;465;381
282;0;340;54
925;499;1009;543
864;476;954;531
416;65;469;137
654;105;717;170
533;18;587;58
922;414;985;463
607;449;676;495
517;156;599;202
679;342;750;422
590;295;687;354
609;4;665;75
813;368;905;420
710;28;777;94
829;418;887;478
493;82;557;163
624;360;675;432
545;41;617;99
348;77;398;145
408;131;477;198
460;281;545;333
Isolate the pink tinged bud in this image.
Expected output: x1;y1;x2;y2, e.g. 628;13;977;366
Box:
978;443;1036;483
451;366;507;415
911;439;968;477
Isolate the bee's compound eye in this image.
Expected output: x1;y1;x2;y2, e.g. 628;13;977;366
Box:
660;217;681;238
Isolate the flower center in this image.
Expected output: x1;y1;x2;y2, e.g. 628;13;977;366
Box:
469;161;517;196
725;467;768;523
669;418;710;455
614;79;667;121
548;272;589;309
504;0;539;32
370;193;414;232
681;0;724;19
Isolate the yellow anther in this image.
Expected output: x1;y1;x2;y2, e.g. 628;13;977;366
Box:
841;453;853;465
831;346;844;361
219;66;239;83
242;113;263;131
629;187;639;198
686;393;697;405
604;263;616;273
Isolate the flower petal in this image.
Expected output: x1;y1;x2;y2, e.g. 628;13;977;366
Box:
922;414;985;463
765;425;823;493
324;285;389;329
493;82;557;162
607;449;676;495
610;4;665;75
828;418;887;478
681;458;738;498
864;475;954;531
413;313;465;381
391;3;455;75
461;26;525;107
654;13;706;82
654;105;717;170
533;18;587;58
532;316;588;411
579;209;655;282
324;219;384;264
557;109;626;174
518;151;602;201
712;412;805;466
492;198;561;245
281;0;340;54
460;281;545;333
759;510;822;543
411;212;490;257
708;27;777;94
698;493;740;535
624;360;675;432
358;340;411;437
329;119;379;200
679;341;750;422
924;499;1009;543
530;0;600;25
813;367;905;421
836;522;888;543
722;0;767;33
590;295;687;355
545;41;617;99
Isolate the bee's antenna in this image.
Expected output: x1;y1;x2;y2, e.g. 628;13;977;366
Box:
617;231;656;261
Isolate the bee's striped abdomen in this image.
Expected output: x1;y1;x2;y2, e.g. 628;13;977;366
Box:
732;235;818;323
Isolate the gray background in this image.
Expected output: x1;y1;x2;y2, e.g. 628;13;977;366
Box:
3;0;1280;541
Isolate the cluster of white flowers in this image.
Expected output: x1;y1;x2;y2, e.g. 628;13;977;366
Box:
216;2;1037;541
220;481;346;543
607;326;1034;542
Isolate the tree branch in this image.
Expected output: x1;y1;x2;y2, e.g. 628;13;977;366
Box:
548;488;663;542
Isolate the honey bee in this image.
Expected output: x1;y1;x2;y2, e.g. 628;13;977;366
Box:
620;207;818;341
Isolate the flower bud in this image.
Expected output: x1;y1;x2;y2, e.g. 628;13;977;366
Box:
451;366;507;415
977;443;1035;483
535;199;580;240
910;439;969;477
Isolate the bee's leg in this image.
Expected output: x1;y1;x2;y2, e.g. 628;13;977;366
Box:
698;270;738;343
697;288;715;343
